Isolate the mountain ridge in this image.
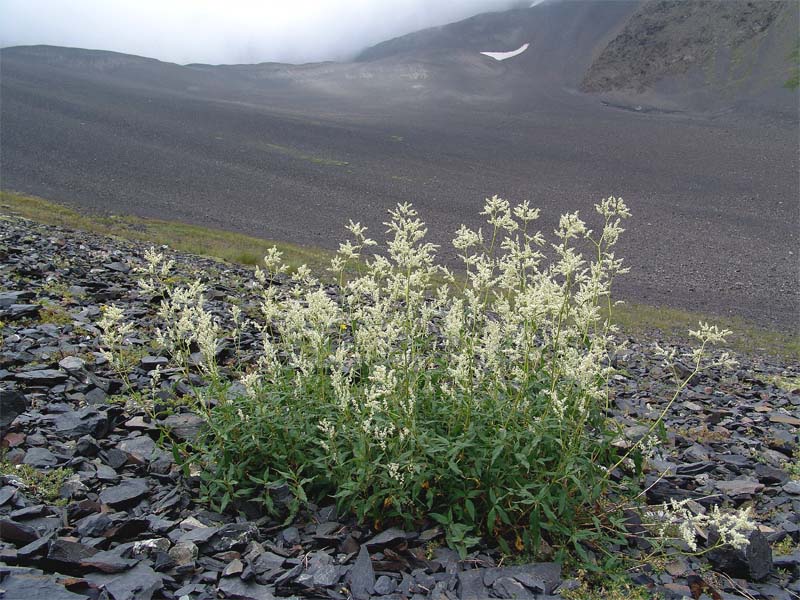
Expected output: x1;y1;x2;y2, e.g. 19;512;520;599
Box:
1;1;798;329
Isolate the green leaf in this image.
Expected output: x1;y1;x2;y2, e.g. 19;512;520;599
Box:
430;512;451;526
465;498;475;522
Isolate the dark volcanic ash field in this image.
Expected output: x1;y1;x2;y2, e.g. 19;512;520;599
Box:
1;1;798;330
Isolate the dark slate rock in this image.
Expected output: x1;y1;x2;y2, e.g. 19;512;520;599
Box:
177;525;220;545
10;504;51;520
493;576;536;599
99;478;149;509
784;481;800;495
139;356;168;371
0;568;89;600
484;563;562;594
0;518;40;545
15;369;68;385
85;561;163;600
374;574;397;596
117;435;158;463
312;563;341;587
0;388;28;435
707;528;772;581
1;304;41;320
74;512;117;538
217;576;277;599
0;486;18;506
161;412;204;442
365;527;407;550
458;569;489;600
349;544;375;600
47;407;109;439
58;356;86;372
0;291;35;307
46;539;98;571
17;533;52;559
251;551;286;573
152;550;175;572
74;435;100;458
101;448;129;469
103;262;131;274
80;548;140;573
202;522;258;554
84;387;107;405
23;447;60;468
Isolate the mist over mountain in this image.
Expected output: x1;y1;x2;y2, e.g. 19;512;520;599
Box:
0;0;523;65
1;0;798;328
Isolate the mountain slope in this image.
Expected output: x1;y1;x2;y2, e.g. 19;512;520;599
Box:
0;2;798;329
581;0;799;115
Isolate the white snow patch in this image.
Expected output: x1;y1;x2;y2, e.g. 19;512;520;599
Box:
480;43;530;61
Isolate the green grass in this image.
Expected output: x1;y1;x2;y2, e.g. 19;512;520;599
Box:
0;459;72;505
0;190;334;274
2;190;797;360
609;301;799;361
263;142;349;166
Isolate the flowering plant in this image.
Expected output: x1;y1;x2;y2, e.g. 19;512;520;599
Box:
100;195;749;566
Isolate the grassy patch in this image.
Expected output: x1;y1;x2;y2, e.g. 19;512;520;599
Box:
0;190;334;274
263;142;349;166
609;300;799;361
2;190;796;360
37;302;74;326
0;460;72;505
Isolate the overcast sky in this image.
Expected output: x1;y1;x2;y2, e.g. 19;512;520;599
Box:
0;0;534;65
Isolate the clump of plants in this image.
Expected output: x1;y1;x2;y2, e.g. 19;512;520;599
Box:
0;459;72;505
100;196;750;567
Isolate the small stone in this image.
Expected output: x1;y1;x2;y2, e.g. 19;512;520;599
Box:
458;569;489;600
15;369;68;385
755;464;789;485
217;576;276;600
707;528;772;581
99;478;149;508
169;542;199;566
23;447;59;468
48;407;109;439
103;261;130;273
350;545;375;600
493;576;536;599
81;548;140;573
0;518;40;545
279;526;300;546
0;388;28;435
0;570;88;600
364;528;407;550
118;436;157;463
769;414;800;426
783;481;800;495
222;558;244;577
47;538;98;568
86;561;163;600
58;356;85;372
0;486;17;506
716;479;764;498
374;575;397;595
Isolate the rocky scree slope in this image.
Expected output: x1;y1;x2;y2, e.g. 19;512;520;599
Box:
0;216;799;599
580;0;799;114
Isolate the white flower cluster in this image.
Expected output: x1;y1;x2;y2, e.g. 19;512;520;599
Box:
169;197;631;468
645;498;756;552
97;304;134;372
